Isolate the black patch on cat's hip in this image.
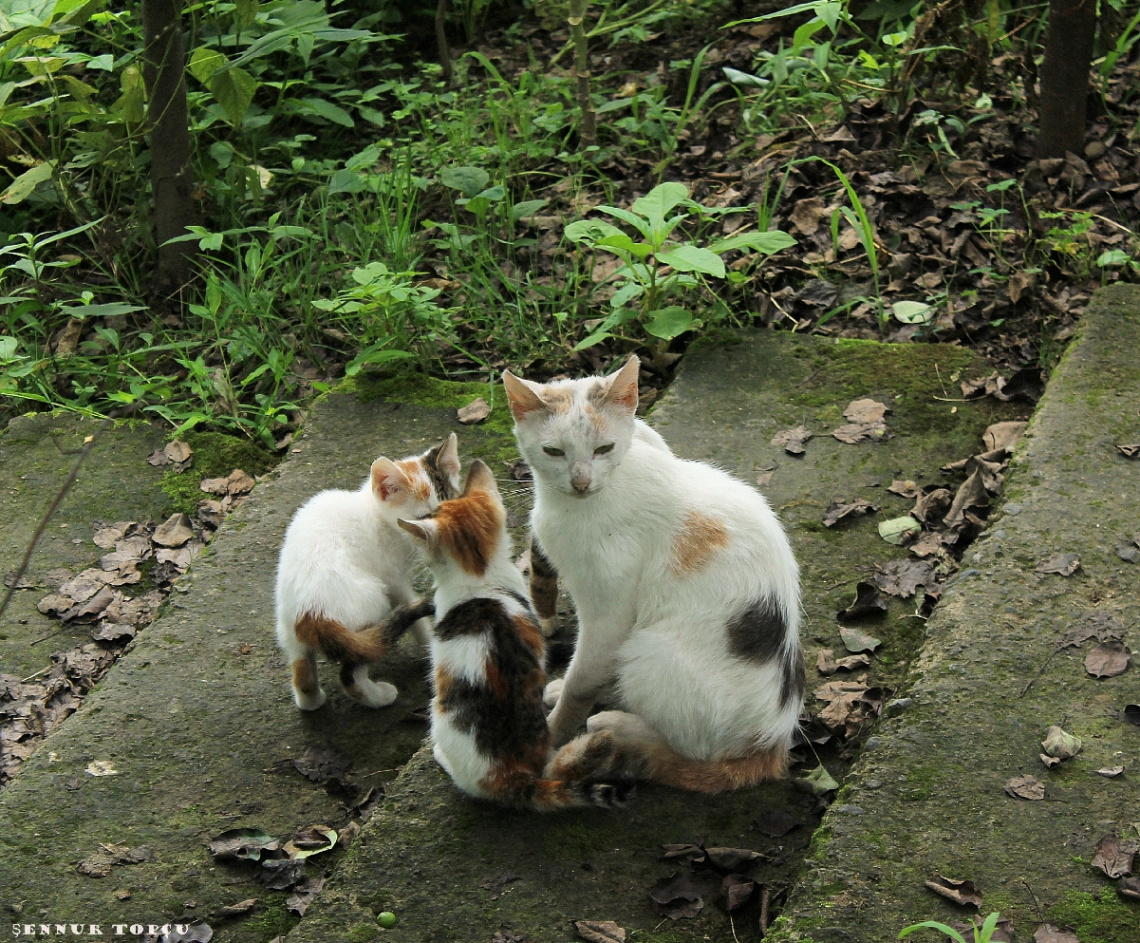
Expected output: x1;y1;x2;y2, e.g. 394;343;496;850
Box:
779;648;806;710
726;596;787;664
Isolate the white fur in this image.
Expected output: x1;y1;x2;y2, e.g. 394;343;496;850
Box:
507;361;802;761
275;438;458;710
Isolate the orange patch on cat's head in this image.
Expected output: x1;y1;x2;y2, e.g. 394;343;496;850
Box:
668;510;729;576
433;490;501;576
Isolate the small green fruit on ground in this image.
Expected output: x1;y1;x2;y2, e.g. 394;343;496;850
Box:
377;911;397;928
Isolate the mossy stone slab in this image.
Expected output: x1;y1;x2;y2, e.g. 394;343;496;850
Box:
286;332;1024;943
0;414;169;679
772;285;1140;943
0;391;499;940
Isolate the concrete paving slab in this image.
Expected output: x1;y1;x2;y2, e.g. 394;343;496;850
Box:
0;389;509;939
771;285;1140;943
286;333;1023;943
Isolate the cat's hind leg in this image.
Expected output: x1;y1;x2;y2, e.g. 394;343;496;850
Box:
290;651;326;711
339;662;398;708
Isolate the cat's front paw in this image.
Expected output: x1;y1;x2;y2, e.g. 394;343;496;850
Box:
294;687;327;711
543;677;565;709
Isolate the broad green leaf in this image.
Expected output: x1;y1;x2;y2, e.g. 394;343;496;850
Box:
473;185;505;202
327;169;368;194
0;160;54;204
440;166;489;197
610;283;645;308
594;204;654;242
295;96;353;128
722;66;768;88
0;336;20;362
573;329;614;351
564;219;624;244
713;230;798;255
510;199;546;223
188;47;226;85
631;182;690;227
656;245;725;278
595;233;638;255
58;302;146;319
345;346;415;377
234;0;259;32
644;306;694;340
878;515;920;545
1097;249;1132;268
891;300;934;324
210;65;258;126
344;143;381;172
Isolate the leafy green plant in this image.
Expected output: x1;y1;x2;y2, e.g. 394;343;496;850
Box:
564;181;795;369
899;911;1005;943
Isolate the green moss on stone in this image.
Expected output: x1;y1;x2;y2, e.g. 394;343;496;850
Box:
160;430;278;515
347;924;381;943
1048;888;1140;943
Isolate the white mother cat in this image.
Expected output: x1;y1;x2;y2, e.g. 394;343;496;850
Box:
503;357;803;792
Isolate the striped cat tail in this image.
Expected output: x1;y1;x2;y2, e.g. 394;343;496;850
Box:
529;776;635;811
296;597;435;665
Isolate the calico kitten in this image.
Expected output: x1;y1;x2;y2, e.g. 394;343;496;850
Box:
503;356;804;793
275;434;460;710
398;460;631;811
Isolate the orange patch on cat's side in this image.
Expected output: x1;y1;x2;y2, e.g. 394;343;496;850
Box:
434;665;454;702
294;611;388;663
668;510;729;576
649;742;790;793
511;614;544;655
483;657;508;700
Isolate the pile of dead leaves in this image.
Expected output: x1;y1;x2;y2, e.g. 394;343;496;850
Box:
0;440;257;787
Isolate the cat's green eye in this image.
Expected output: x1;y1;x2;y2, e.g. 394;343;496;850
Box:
594;444;615;455
543;446;565;457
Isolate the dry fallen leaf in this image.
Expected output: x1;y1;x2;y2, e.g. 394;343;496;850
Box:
1034;924;1080;943
823;499;878;527
574;920;626;943
1092;835;1138;879
832;420;890;444
816;648;872;675
1097;766;1125;777
457;397;491;424
771;425;813;456
649;872;704;920
153;513;194;548
924;873;983;908
982;421;1027;453
874;558;938;598
1036;552;1081;576
1086;642;1132;678
1040;725;1082;761
838;584;888;622
839;624;883;652
1004;774;1045;800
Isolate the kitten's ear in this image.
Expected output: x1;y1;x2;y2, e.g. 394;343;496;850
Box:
436;432;461;484
371;457;410;501
603;355;640;413
503;370;547;422
461;459;499;498
397;517;435;544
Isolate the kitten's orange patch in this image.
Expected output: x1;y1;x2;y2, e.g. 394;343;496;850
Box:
395;459;431;501
434;665;455;702
291;657;319;696
649;742;789;793
483;657;508;701
539;388;573;414
295;611;387;662
511;614;545;655
668;510;729;575
434;491;501;575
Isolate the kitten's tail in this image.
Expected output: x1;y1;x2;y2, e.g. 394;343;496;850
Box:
527;730;635;811
296;598;435;665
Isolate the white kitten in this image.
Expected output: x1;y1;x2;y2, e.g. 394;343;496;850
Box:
275;434;460;710
503;358;804;792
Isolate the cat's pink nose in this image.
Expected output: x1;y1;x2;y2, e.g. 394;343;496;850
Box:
572;479;590;493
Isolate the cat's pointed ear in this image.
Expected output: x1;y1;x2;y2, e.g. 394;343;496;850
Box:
603;355;640;413
436;432;461;485
461;459;499;498
397;517;435;544
503;370;547;421
371;457;410;501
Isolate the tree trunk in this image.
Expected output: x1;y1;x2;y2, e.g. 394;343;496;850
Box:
1036;0;1098;159
143;0;196;297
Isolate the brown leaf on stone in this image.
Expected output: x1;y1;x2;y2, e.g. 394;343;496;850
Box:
659;843;706;865
76;843;152;878
1004;774;1045;800
831;420;890;444
1092;835;1138;879
823;499;878;527
1096;766;1125;777
1085;641;1131;678
258;857;306;891
838;583;887;622
1039;753;1062;769
771;425;813;456
888;479;919;498
284;878;325;918
1033;925;1080;943
207;828;281;862
756;467;775;489
574;920;626;943
215;898;258;919
1116;444;1140;459
457;397;492;425
843;398;889;423
719;874;756;913
1036;552;1081;576
92;521;132;550
944;469;989;529
753;809;801;838
91;622;137;643
154;513;194;548
201;469;255;497
924;874;983;908
873;559;938;598
790;197;830;236
649;873;704;920
840;625;882;653
292;744;353;787
1119;875;1140;901
909;531;948;559
814;680;879;736
982;421;1027;453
